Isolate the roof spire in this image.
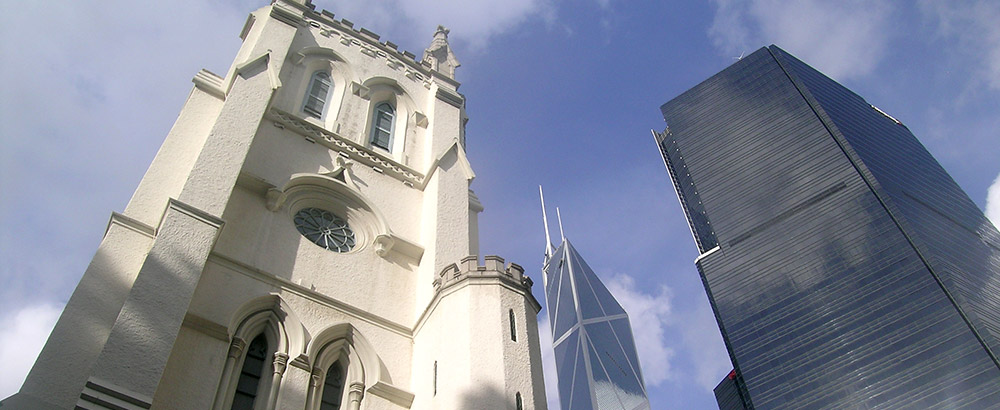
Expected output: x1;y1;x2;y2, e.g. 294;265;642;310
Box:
556;207;565;241
423;25;461;79
539;186;554;261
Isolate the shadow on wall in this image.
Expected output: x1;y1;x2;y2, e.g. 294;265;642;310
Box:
458;384;524;410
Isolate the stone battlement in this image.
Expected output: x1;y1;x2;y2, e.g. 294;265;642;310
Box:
433;255;534;292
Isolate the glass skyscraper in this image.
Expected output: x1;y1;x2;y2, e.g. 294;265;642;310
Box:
544;238;650;410
657;45;1000;409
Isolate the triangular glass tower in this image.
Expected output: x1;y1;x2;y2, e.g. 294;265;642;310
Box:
544;238;651;410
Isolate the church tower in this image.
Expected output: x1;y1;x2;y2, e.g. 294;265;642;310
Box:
4;1;547;409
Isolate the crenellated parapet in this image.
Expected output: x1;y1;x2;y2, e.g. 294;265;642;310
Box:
433;256;536;301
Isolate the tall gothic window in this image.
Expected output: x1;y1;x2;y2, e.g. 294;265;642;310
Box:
516;392;523;410
232;334;269;410
319;361;346;410
509;309;517;342
303;71;333;118
369;102;395;151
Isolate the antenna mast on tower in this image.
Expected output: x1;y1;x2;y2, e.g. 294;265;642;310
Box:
539;186;554;261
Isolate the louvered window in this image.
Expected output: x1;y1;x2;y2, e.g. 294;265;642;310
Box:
303;71;332;118
369;102;395;151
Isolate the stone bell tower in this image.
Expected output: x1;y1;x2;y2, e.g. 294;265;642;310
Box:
4;1;547;409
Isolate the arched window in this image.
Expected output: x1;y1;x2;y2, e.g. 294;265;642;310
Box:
303;71;333;118
369;102;395;151
509;309;517;342
232;334;269;410
516;392;523;410
320;361;346;410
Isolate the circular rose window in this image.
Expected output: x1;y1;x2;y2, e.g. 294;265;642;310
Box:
293;208;356;252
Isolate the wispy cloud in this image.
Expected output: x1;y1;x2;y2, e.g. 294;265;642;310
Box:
678;301;733;391
605;274;675;386
0;304;62;398
986;172;1000;227
919;0;1000;91
708;0;894;80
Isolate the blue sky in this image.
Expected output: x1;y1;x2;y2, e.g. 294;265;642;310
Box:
2;0;999;408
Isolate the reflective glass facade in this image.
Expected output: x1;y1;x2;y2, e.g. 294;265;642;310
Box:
544;239;651;410
658;46;1000;409
714;370;750;410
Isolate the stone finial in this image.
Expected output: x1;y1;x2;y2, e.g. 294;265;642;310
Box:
422;25;461;78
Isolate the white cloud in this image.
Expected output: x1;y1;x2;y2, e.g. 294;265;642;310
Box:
0;304;62;398
604;274;675;386
708;0;893;80
678;301;733;391
920;0;1000;90
986;172;1000;227
538;316;562;410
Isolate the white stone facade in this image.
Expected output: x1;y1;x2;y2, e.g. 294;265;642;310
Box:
3;1;546;409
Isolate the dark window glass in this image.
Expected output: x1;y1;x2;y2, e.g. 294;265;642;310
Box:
370;103;395;151
509;309;517;342
515;392;523;410
319;361;345;410
232;334;268;410
304;71;332;118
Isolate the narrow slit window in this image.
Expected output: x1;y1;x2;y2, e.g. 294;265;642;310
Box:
433;361;438;396
509;309;517;342
370;102;395;151
319;361;345;410
516;392;523;410
232;334;268;410
303;71;333;118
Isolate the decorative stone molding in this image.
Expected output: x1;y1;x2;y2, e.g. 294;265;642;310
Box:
273;352;290;375
367;381;414;408
435;87;464;108
348;381;365;402
182;313;230;342
412;111;428;128
351;81;371;98
105;212;156;239
373;234;424;264
78;377;152;410
192;69;226;100
266;108;424;186
270;1;307;27
228;338;247;359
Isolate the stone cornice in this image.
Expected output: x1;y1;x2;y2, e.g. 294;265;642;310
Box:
267;108;426;188
367;381;415;408
105;212;156;240
192;69;225;101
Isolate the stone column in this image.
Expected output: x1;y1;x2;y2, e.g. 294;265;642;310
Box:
212;338;246;410
266;352;289;410
347;382;365;410
304;367;323;409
